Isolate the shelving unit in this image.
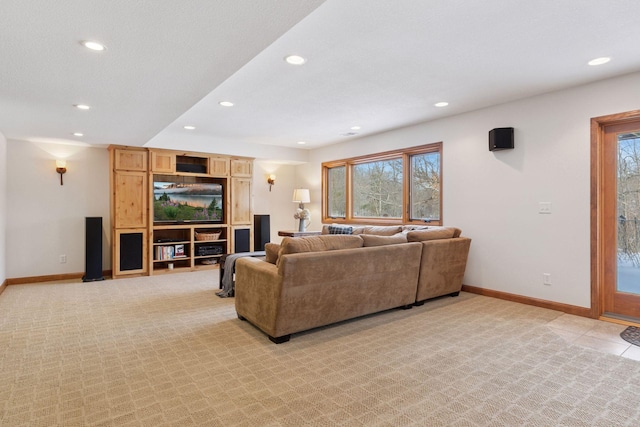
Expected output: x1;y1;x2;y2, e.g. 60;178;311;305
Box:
152;226;191;273
110;146;253;278
151;224;228;274
193;227;227;269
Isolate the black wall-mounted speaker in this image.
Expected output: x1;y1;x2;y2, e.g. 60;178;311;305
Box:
254;214;270;251
489;127;514;151
83;217;105;282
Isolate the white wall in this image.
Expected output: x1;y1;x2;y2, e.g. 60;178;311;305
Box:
0;132;6;284
302;71;640;309
252;161;318;243
6;141;110;279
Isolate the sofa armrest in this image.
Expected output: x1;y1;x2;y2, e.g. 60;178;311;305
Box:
416;237;471;302
235;257;282;337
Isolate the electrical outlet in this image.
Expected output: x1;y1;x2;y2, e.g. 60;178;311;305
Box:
543;273;551;285
59;254;67;264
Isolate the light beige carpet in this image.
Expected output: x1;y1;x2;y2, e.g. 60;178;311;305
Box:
0;271;639;426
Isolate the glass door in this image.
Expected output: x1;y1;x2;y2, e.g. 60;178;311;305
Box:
604;121;640;319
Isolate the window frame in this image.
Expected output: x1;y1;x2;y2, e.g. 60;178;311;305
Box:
321;142;443;225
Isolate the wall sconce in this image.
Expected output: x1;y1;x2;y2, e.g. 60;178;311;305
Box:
267;174;276;191
56;159;67;185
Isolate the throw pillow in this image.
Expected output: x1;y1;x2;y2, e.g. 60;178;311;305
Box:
265;243;280;264
360;233;408;247
328;225;353;235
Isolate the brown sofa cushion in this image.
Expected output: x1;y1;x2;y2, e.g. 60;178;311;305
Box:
407;227;461;242
265;243;280;264
361;233;408;247
359;226;403;236
279;235;364;258
321;224;403;236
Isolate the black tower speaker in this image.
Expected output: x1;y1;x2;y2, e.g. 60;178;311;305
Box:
83;217;105;282
254;214;270;251
489;127;514;151
234;228;251;253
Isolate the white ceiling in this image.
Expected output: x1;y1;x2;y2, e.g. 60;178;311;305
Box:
2;0;640;160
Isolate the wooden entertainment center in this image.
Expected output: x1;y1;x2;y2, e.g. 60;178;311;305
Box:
109;146;253;279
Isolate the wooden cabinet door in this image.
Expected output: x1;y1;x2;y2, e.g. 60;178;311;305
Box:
231;159;252;177
210;156;230;176
114;171;148;228
231;177;252;224
151;151;175;173
114;149;148;171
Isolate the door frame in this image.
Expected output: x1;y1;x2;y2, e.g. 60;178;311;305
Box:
591;109;640;319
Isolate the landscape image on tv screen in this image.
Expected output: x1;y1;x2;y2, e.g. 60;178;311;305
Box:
153;182;223;223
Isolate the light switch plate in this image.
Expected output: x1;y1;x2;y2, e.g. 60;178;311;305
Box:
539;202;552;214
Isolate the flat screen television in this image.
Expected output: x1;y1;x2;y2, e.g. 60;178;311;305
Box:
153;175;223;224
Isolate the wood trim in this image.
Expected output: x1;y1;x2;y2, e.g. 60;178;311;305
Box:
461;284;593;318
0;279;6;296
590;109;640;319
598;316;640;328
6;271;112;285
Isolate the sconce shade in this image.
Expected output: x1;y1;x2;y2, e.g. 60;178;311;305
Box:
267;174;276;191
55;159;67;185
292;188;310;203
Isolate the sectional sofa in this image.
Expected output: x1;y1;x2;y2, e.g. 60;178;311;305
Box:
235;225;471;343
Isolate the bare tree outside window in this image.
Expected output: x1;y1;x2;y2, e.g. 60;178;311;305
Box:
353;159;403;218
617;133;640;266
327;166;346;217
410;152;440;221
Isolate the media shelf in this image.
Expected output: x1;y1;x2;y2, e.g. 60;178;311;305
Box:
193;227;227;269
150;224;228;274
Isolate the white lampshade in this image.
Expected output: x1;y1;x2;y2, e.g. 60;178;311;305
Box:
56;159;67;168
292;188;310;203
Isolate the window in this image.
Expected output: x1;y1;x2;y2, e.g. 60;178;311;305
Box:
322;143;442;225
327;165;346;218
353;158;403;218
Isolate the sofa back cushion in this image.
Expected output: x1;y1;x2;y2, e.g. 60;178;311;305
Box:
360;233;408;247
406;227;461;242
359;226;403;236
322;224;402;236
279;235;364;260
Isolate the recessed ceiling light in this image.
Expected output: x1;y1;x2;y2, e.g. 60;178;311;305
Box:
434;102;449;107
183;125;196;130
297;141;306;145
588;57;611;66
72;132;84;137
350;126;361;130
81;40;106;51
219;101;234;107
285;55;306;65
74;104;91;110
